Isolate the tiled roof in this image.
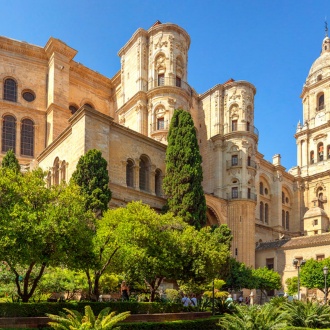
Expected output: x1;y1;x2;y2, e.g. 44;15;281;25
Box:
256;239;290;251
281;232;330;249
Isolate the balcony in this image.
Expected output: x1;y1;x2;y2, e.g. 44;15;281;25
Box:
227;191;257;201
247;159;258;169
150;120;169;133
226;158;242;169
316;104;326;111
214;123;259;137
142;77;193;95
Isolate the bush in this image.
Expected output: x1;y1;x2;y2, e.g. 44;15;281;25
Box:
0;301;185;317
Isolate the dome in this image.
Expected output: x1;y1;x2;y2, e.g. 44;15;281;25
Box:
303;206;328;219
307;36;330;78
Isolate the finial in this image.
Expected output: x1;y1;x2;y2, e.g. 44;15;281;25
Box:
325;18;328;37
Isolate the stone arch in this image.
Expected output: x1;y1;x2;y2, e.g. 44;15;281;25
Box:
206;206;220;226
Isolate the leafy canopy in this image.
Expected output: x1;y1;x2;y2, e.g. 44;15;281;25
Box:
1;149;20;172
71;149;111;215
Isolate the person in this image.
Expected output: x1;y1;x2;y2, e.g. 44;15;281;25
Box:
181;293;191;307
121;281;129;301
225;294;233;306
190;293;197;307
245;296;250;305
238;295;243;304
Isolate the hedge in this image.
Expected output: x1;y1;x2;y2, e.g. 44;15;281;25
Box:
118;317;219;330
0;301;185;317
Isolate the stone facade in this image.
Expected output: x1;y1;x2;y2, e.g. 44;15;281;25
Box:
0;21;329;295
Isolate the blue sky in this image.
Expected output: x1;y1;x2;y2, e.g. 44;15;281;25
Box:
0;0;328;170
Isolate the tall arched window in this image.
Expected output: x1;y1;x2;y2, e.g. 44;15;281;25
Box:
318;143;324;161
327;145;330;159
2;115;16;153
265;203;269;223
318;93;325;111
310;151;315;164
259;182;264;195
139;156;149;191
126;159;134;187
282;210;285;228
4;78;17;102
155;169;162;197
53;157;59;186
260;202;264;222
21;119;34;157
285;211;290;230
61;161;66;182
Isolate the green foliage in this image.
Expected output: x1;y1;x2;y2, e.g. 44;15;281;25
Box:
0;301;185;317
164;289;180;303
285;277;298;296
281;300;330;328
71;149;111;216
117;317;219;330
47;305;130;330
300;257;330;295
218;303;289;329
0;167;95;302
1;149;20;172
224;258;253;291
163;109;206;229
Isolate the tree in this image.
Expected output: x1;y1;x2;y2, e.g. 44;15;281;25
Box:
163;109;206;229
1;149;20;172
285;276;298;296
224;258;254;291
252;267;282;303
300;257;330;296
0;167;95;302
117;202;187;302
71;149;111;216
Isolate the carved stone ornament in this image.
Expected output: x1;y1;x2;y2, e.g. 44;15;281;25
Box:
229;88;241;101
155;32;168;49
168;97;176;106
314;181;326;193
156;54;166;71
313;133;327;141
230;105;239;117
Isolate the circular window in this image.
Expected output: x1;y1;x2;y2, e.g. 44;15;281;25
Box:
22;91;35;102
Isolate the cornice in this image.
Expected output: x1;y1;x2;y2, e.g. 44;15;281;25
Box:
115;91;148;115
294;121;330;139
146;85;191;101
301;76;330;98
44;37;77;60
118;28;148;57
0;36;47;61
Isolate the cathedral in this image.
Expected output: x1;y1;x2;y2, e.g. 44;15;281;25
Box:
0;21;329;298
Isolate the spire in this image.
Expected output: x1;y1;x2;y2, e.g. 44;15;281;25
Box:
325;18;328;37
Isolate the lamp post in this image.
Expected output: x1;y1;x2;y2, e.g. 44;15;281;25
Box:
293;259;306;300
323;266;328;305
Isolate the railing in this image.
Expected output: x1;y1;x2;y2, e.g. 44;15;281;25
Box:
142;77;193;95
316;104;326;111
214;123;259;137
227;191;257;201
150;120;170;133
226;158;242;169
247;159;258;169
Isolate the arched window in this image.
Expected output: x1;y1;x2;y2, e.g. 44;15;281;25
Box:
285;211;290;230
265;203;269;223
61;161;66;182
2;115;16;153
259;182;264;195
126;159;134;187
53;157;59;186
282;192;285;204
139;156;149;191
83;103;94;109
327;145;330;159
318;143;324;161
310;151;315;164
47;171;51;188
4;78;17;102
318;93;325;111
155;169;162;197
260;202;264;221
69;104;78;115
21;119;34;157
282;210;285;228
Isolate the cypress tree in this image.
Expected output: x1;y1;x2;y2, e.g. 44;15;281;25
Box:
1;149;20;172
71;149;111;216
163;109;207;229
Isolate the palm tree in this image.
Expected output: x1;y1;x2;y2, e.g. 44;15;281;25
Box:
47;305;130;330
218;303;289;330
281;300;330;329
